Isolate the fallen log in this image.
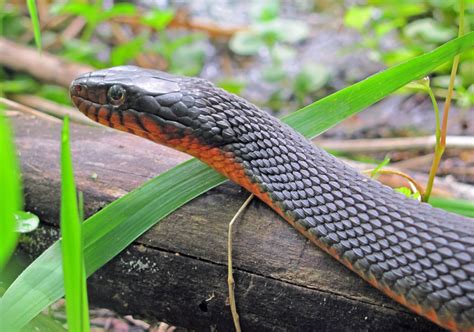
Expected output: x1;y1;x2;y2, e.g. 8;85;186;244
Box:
12;112;442;331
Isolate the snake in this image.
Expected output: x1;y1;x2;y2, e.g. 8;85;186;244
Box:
70;65;474;331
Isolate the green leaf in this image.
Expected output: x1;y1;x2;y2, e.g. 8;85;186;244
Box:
140;9;175;31
294;64;331;99
103;3;137;19
26;0;42;51
2;33;474;331
429;197;474;218
110;36;147;66
394;187;421;200
169;42;206;77
216;79;246;95
252;0;280;22
58;3;99;23
344;6;376;31
15;212;40;233
404;18;456;44
229;31;264;56
256;19;309;44
60;117;90;332
0;110;22;272
370;156;391;178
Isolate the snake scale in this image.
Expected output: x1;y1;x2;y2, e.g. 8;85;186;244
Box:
70;66;474;331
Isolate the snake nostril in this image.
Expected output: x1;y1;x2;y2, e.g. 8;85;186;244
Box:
73;84;83;94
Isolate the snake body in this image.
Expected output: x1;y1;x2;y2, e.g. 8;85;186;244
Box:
70;66;474;331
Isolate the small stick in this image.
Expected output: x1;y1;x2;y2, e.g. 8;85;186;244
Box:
315;136;474;153
423;0;465;202
11;94;101;127
0;97;61;123
227;194;254;332
363;168;425;200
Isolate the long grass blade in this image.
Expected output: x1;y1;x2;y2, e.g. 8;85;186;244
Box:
0;108;22;331
2;34;473;330
60;117;90;331
0;110;22;271
26;0;42;51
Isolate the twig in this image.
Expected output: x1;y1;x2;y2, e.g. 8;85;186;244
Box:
11;94;101;127
424;0;465;202
314;136;474;153
227;194;254;332
111;10;244;39
0;97;61;123
362;168;424;200
0;37;92;88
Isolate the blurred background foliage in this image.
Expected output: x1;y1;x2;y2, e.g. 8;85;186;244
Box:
344;0;474;108
0;0;472;111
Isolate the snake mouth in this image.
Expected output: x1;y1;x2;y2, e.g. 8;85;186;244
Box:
71;93;196;149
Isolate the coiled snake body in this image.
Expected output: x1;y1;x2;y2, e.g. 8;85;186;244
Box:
70;66;474;331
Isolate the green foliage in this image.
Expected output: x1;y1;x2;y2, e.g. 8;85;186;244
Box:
229;0;328;110
0;5;27;39
2;34;472;331
370;156;391;178
15;211;39;233
140;8;175;31
344;0;474;106
0;110;22;272
217;79;246;95
26;0;41;51
394;187;421;200
60;117;90;332
293;64;331;106
152;33;206;77
430;197;474;217
55;2;136;41
61;39;108;69
111;35;147;66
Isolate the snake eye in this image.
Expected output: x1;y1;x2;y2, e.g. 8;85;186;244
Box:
107;85;126;106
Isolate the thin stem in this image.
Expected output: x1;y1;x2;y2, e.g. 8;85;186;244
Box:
427;86;441;146
423;0;464;202
363;169;425;199
227;194;254;332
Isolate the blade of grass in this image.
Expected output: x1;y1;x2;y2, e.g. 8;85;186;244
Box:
0;109;22;271
26;0;42;51
0;108;22;331
60;117;90;332
2;33;473;331
430;197;474;218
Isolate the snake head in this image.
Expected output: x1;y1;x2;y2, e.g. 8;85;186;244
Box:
70;65;241;151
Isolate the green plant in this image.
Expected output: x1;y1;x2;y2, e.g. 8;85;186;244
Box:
2;32;473;331
60;117;90;331
0;109;21;272
344;0;474;107
55;2;137;41
229;0;330;110
26;0;41;51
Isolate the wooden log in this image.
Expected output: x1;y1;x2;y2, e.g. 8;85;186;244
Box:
12;112;442;331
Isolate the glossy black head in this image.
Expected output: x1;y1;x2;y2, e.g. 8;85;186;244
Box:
70;65;243;147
